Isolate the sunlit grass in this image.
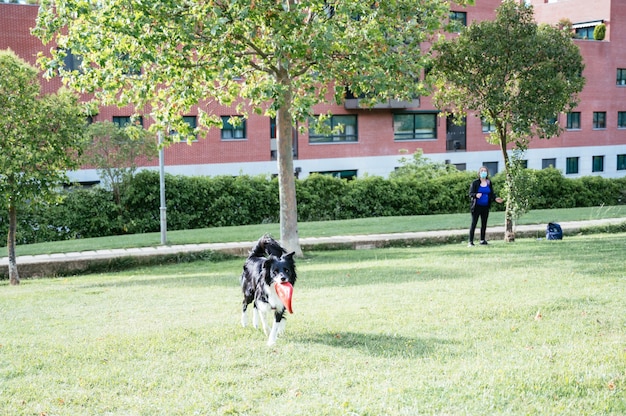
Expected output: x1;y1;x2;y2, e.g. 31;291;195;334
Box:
2;233;625;415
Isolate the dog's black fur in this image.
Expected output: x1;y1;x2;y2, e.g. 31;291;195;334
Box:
240;235;297;346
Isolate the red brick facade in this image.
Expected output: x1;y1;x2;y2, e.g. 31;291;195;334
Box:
1;0;625;182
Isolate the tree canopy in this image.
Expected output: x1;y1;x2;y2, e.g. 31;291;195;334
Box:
0;49;88;284
428;0;585;241
35;0;472;253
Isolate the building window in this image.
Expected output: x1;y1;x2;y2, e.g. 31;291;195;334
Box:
309;115;358;143
573;20;603;40
171;116;198;141
575;26;595;39
617;154;626;171
393;113;437;141
483;161;498;175
618;112;626;129
566;112;581;130
450;11;467;26
542;158;556;169
61;49;82;72
566;157;579;174
481;118;496;133
183;116;197;129
592;155;604;172
270;117;277;139
221;116;246;139
117;53;141;76
112;116;143;127
593;112;606;129
617;69;626;86
315;170;358;180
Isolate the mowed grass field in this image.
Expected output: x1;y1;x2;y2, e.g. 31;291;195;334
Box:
1;233;625;415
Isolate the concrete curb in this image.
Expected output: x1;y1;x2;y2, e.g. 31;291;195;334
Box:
1;218;624;279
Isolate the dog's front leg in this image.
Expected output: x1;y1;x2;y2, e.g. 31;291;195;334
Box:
241;300;250;327
252;306;260;329
267;312;285;346
256;305;271;336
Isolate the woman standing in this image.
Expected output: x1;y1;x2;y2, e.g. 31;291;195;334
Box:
468;166;503;246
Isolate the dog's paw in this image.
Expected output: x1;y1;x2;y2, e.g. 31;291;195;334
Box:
241;312;248;327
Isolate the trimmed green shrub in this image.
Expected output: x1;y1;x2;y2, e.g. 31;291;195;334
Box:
0;168;624;247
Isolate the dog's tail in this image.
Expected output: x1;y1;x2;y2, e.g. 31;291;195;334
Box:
249;234;286;258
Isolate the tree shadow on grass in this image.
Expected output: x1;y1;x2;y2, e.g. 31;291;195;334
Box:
295;331;458;359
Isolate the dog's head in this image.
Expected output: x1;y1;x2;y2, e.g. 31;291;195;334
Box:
263;252;296;287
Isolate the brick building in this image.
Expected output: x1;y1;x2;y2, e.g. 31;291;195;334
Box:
1;0;625;183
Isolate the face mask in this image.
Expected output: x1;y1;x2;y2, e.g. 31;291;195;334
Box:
480;171;488;179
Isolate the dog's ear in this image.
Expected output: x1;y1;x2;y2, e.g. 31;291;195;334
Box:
284;251;296;260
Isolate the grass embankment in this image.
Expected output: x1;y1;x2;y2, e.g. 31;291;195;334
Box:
10;205;626;256
1;232;625;415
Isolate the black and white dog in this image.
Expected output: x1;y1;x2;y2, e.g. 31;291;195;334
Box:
240;235;297;346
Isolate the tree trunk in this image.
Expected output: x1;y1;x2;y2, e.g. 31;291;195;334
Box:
7;201;20;285
504;193;515;242
276;77;303;256
499;130;515;242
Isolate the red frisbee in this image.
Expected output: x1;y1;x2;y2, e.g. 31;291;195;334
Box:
275;282;294;314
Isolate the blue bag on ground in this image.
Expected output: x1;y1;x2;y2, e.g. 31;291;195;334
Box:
546;222;563;240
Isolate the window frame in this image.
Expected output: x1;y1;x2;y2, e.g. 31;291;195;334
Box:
112;116;143;128
309;115;358;143
574;26;595;40
393;113;437;141
593;112;606;129
482;161;498;175
566;157;579;174
171;116;198;142
542;158;556;169
449;11;467;29
617;154;626;171
617;68;626;86
566;112;581;130
61;48;82;72
481;118;496;133
221;116;247;140
592;155;604;172
618;112;626;129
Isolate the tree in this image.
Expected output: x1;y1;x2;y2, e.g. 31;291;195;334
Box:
390;149;459;181
0;49;88;285
428;0;585;241
83;121;158;207
35;0;472;254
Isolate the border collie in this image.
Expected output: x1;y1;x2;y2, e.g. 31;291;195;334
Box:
240;235;297;346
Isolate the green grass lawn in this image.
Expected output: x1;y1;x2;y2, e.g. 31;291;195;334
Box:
2;232;625;415
9;205;626;256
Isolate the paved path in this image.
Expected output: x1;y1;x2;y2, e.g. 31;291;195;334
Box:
1;218;624;279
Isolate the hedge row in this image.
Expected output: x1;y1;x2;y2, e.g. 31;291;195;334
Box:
1;168;624;246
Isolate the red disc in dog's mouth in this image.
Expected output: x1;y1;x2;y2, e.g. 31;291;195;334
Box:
275;282;294;314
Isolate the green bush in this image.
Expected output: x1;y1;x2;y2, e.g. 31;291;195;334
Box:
296;174;347;221
0;168;624;247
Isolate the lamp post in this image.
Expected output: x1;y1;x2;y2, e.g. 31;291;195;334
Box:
158;130;167;245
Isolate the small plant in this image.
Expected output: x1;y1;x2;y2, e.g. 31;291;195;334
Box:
594;23;606;40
